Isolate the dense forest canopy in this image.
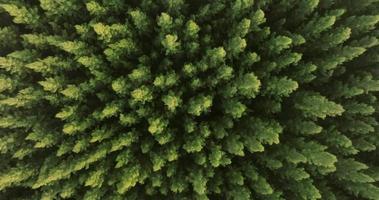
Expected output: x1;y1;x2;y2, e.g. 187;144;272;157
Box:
1;0;379;199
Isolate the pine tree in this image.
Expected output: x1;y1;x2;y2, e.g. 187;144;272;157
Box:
1;0;379;199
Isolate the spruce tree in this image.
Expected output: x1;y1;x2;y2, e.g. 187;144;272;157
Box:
0;0;379;199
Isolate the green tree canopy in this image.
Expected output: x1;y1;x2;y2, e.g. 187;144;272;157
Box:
1;0;379;199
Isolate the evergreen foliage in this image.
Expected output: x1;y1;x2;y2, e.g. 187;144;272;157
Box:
0;0;379;199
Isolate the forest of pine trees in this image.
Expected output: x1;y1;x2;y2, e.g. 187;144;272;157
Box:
1;0;379;199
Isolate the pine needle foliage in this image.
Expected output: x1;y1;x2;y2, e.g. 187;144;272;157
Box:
1;0;379;199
